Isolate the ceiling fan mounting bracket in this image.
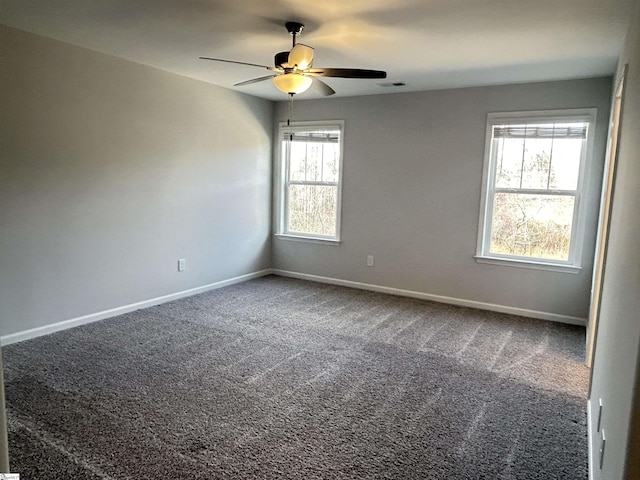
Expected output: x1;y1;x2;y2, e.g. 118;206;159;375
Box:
285;22;304;37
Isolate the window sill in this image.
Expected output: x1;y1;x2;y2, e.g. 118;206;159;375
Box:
275;234;341;246
474;255;581;274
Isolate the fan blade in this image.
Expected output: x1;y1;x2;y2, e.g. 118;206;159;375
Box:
305;68;387;79
234;75;276;87
288;44;314;70
199;57;280;72
311;78;336;96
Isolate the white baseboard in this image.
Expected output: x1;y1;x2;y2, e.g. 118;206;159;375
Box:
2;267;585;346
271;269;587;327
0;269;273;346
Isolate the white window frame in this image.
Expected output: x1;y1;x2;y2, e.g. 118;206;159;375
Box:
475;109;597;273
275;120;345;244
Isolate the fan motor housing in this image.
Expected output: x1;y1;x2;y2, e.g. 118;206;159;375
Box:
275;51;289;68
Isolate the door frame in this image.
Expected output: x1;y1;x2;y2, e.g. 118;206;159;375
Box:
586;65;628;376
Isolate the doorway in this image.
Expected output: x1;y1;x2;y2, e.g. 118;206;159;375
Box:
586;66;627;373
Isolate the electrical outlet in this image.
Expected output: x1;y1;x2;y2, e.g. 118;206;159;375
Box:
367;255;374;267
178;258;186;272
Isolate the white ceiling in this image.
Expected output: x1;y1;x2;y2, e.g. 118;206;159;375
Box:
0;0;634;101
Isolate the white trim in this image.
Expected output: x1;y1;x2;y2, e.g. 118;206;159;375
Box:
274;233;341;246
0;269;273;346
271;269;587;326
2;267;586;346
474;255;581;274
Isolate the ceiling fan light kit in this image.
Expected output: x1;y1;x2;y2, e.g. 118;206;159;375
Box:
199;21;387;98
273;73;313;94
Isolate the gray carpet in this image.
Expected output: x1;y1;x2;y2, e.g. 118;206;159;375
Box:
3;275;589;479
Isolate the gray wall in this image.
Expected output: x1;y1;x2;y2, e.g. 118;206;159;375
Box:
273;78;612;320
589;0;640;478
0;25;273;338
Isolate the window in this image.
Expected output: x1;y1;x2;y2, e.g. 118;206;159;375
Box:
276;121;344;242
476;109;596;271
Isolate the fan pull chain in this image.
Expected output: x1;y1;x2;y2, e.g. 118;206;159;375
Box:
288;93;294;140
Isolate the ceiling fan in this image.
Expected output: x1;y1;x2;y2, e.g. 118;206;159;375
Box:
200;21;387;97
